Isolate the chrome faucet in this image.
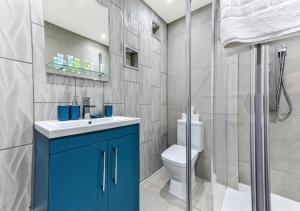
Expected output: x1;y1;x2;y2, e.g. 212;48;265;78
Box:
82;97;96;119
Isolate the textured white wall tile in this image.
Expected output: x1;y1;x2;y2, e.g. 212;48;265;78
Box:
34;103;59;121
0;58;33;150
0;0;32;62
31;0;44;26
0;145;32;211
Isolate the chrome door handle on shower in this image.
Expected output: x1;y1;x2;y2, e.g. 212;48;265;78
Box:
113;147;118;185
101;151;106;192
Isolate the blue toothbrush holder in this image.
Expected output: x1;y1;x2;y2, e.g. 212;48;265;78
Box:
57;105;70;121
104;105;113;117
69;105;80;120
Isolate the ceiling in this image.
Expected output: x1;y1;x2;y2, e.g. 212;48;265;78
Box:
44;0;109;46
144;0;211;23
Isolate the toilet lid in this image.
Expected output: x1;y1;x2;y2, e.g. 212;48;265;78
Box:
161;145;198;167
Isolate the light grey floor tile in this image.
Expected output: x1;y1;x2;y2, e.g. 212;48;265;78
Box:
145;167;213;211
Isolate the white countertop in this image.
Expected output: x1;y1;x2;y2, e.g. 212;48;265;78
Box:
35;116;141;139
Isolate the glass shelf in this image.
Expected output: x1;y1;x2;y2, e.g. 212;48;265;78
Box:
46;63;109;81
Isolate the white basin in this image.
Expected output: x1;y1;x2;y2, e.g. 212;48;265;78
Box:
35;116;141;139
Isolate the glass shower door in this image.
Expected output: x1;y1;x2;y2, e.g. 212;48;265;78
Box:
211;1;254;211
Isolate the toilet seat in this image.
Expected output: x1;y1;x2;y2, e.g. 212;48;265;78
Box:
161;145;198;168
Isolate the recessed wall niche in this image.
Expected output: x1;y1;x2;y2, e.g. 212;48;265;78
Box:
124;46;139;70
152;21;161;39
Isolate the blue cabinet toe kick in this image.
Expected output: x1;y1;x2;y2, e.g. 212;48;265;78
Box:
33;124;140;211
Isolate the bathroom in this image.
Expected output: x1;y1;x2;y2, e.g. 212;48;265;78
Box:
1;0;300;211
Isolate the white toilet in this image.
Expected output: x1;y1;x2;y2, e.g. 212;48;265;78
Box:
161;118;204;199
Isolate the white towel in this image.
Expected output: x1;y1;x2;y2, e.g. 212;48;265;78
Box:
220;0;300;48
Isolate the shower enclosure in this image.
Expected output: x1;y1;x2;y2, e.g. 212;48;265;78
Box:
208;1;300;211
144;0;300;210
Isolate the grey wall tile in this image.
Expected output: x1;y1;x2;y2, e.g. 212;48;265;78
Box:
0;58;33;150
0;0;32;62
160;73;167;105
140;105;152;143
161;42;168;73
109;3;123;56
139;25;151;67
124;30;139;51
151;121;161;156
0;145;32;211
139;65;151;105
104;54;124;103
150;52;161;88
124;81;139;117
161;105;167;136
75;79;104;114
123;0;139;35
138;2;151;33
150;87;161;121
110;0;123;9
238;161;251;185
140;141;151;181
151;37;161;54
124;67;139;83
195;156;211;181
105;103;124;116
99;0;110;8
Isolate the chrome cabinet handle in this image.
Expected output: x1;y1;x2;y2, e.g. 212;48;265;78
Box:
101;151;106;192
114;148;118;185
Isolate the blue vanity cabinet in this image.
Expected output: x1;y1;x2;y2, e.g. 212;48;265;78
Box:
49;142;108;211
33;124;140;211
108;134;139;211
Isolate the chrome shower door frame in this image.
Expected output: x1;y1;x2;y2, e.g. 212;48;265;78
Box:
185;0;192;211
250;44;271;211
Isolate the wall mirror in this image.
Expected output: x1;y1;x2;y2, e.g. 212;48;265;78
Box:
44;0;109;81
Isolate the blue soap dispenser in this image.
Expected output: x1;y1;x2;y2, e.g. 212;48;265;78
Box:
70;96;80;120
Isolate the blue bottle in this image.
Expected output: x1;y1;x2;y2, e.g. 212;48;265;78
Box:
57;105;70;121
104;105;113;117
69;96;80;120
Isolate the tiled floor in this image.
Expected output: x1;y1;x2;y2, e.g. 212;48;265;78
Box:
140;167;213;211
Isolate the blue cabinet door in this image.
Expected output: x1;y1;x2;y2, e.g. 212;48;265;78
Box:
108;134;140;211
49;142;108;211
